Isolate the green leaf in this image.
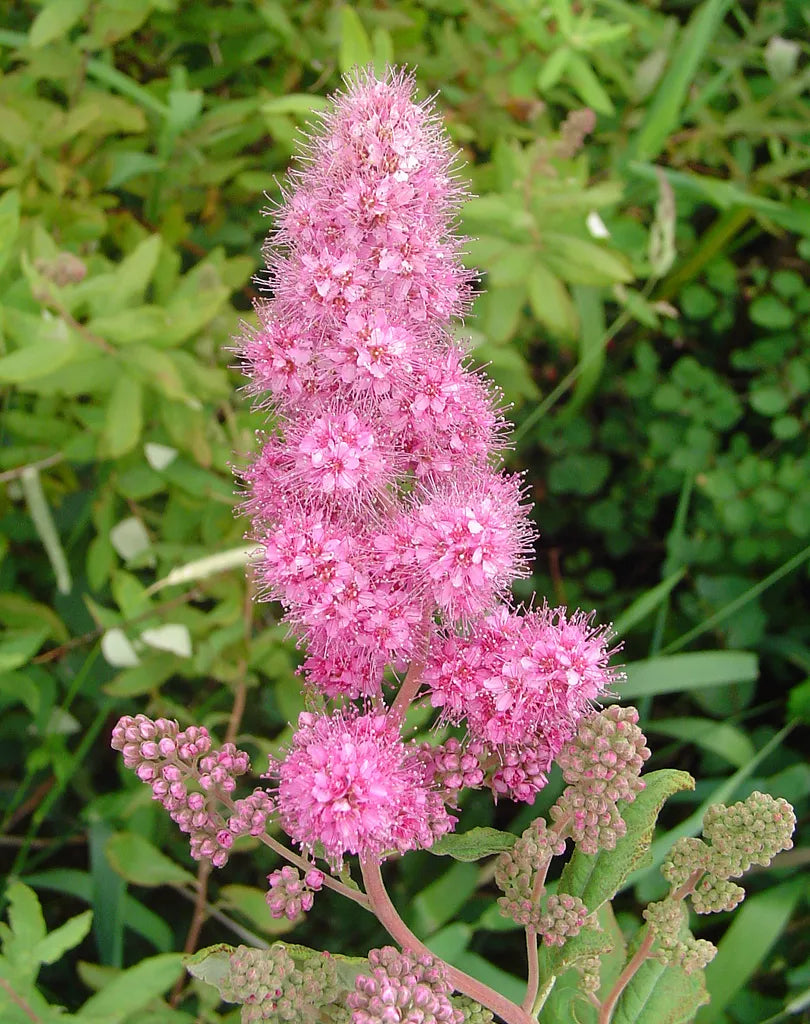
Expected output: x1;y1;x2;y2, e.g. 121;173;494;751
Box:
618;651;759;701
24;869;173;952
613;570;686;637
218;885;297;936
565;53;615;115
34;910;92;965
184;944;236;1000
0;188;20;276
410;862;478;935
100;378;143;458
647;717;755;768
79;952;185;1021
0;341;80;383
527;262;579;340
613;956;709;1024
29;0;89;47
339;6;372;74
105;832;195;887
630;0;733;161
0;628;49;672
537;47;572;91
428;827;517;862
3;882;47;974
559;769;694;912
697;880;804;1024
542;233;633;286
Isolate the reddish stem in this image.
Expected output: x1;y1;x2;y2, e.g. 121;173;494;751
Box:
597;868;705;1023
360;858;534;1024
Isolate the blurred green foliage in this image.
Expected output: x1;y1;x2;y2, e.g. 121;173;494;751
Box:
0;1;808;1022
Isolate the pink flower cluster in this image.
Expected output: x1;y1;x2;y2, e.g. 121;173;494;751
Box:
239;69;527;702
276;711;455;868
233;70;618;864
111;715;273;868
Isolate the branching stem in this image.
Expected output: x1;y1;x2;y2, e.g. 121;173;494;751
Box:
361;858;535;1024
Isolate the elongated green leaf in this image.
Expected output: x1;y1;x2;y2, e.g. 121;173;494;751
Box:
410;862;478;936
647;717;755;768
527;262;579;340
29;0;89;47
617;651;758;701
24;869;173;952
105;832;195;887
218;885;297;936
0;188;20;276
613;956;709;1024
0;341;80;383
559;770;694;912
428;827;516;862
696;880;804;1024
542;233;633;286
339;6;372;73
100;378;143;458
630;0;733;161
613;570;686;637
34;910;92;965
80;952;185;1020
0;628;49;672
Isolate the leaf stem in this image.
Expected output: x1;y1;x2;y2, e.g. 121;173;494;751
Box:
360;858;535;1024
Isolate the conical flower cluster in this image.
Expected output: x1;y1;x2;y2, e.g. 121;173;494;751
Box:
235;69;618;860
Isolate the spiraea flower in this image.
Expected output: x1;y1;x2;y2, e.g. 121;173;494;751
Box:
275;711;455;868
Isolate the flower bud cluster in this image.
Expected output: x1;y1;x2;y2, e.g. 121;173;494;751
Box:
702;791;795;877
451;996;494;1024
537;893;588;946
643;899;716;974
227;944;340;1023
421;738;484;800
577;954;602;996
550;706;650;854
690;875;745;915
266;865;325;920
111;714;272;868
494;819;566;928
348;947;462;1024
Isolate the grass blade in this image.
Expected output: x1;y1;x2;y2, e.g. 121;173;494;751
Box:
629;0;734;162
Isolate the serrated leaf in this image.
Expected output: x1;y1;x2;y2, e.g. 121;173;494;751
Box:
3;882;47;974
428;827;517;862
559;769;694;912
105;832;195;887
79;952;185;1021
34;910;92;965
